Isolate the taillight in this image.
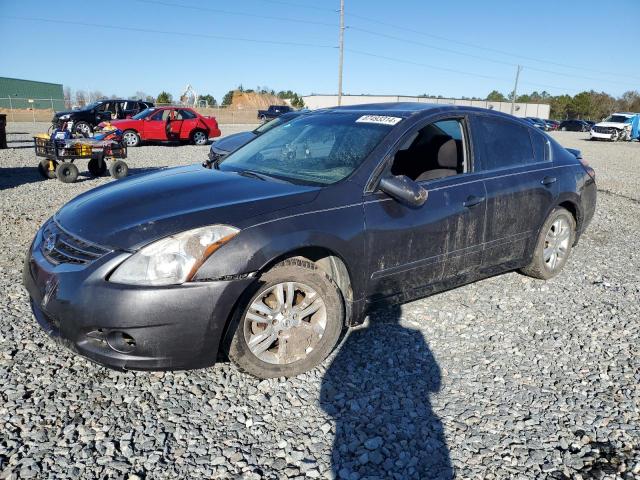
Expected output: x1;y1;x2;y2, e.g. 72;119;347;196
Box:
579;158;596;180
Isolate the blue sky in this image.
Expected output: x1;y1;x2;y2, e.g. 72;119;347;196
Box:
1;0;639;103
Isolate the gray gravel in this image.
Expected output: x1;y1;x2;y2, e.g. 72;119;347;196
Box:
1;125;639;479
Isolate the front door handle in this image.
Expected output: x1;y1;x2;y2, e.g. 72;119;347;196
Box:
463;195;485;208
541;176;557;185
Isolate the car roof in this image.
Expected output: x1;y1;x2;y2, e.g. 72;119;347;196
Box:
322;102;522;121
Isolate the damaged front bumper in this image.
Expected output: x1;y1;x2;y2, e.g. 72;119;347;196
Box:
22;227;254;371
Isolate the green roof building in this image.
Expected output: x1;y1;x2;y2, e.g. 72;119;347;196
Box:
0;77;65;110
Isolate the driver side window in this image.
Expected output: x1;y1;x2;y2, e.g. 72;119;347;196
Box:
391;118;468;182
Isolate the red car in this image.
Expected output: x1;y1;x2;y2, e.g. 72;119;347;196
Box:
107;107;221;147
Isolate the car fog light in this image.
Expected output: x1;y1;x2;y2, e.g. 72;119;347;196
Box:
107;331;137;353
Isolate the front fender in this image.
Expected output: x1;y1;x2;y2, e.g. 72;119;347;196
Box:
193;203;367;298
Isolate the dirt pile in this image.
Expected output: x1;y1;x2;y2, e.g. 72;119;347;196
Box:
231;91;287;110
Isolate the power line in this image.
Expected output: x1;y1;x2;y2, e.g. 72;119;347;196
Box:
5;16;338;49
257;0;337;12
132;0;337;28
346;48;581;94
347;12;640;83
348;26;640;89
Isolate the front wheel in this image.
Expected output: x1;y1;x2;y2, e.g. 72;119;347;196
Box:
109;160;129;179
225;259;344;378
521;207;575;280
191;130;208;145
122;130;140;147
56;162;79;183
74;122;92;137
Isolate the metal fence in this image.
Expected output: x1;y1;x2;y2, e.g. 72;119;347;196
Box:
0;98;260;124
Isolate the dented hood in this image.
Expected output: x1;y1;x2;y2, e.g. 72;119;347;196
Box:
54;165;319;250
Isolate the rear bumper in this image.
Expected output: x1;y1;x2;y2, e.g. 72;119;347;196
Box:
22;228;254;371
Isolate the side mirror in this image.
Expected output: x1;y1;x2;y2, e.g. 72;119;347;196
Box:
379;175;428;207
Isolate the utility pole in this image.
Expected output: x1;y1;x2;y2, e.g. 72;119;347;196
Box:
510;65;522;115
337;0;345;106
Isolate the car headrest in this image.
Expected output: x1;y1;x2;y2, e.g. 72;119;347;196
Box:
437;139;458;169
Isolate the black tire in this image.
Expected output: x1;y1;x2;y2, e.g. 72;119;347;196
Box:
37;159;58;179
88;157;107;177
73;122;92;137
55;162;79;183
191;130;208;145
109;160;129;179
122;130;140;147
520;207;576;280
224;258;344;378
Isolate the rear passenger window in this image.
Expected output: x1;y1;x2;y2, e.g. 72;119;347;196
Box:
473;116;535;170
531;130;551;162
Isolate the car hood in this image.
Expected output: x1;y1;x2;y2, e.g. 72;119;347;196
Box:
594;121;629;128
55;165;320;250
210;131;257;154
53;109;87;117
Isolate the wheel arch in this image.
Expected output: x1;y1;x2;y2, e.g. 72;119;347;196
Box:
258;246;355;312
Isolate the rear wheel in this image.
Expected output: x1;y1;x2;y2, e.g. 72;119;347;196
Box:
122;130;140;147
521;207;575;280
38;159;58;179
88;157;107;177
56;162;79;183
225;259;344;378
109;160;129;179
191;130;208;145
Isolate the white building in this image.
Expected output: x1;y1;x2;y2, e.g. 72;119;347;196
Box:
302;94;550;119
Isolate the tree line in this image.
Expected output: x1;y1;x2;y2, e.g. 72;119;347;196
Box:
64;86;306;109
486;89;640;120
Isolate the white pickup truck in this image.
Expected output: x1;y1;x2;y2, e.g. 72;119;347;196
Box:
590;112;636;141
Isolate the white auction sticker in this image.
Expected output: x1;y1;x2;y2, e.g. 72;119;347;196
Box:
355;115;402;126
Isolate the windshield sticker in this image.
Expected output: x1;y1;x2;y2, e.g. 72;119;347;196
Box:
356;115;402;126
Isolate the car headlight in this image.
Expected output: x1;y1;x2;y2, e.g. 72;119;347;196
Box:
110;225;239;286
59;114;70;120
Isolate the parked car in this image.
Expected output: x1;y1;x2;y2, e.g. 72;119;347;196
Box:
559;120;590;132
52;99;154;136
257;105;293;122
544;120;560;130
207;111;309;165
23;103;596;378
108;107;221;147
525;117;549;130
590;112;636;141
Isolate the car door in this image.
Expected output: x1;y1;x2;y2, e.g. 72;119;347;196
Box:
176;109;197;139
363;116;487;300
470;114;557;270
144;109;169;140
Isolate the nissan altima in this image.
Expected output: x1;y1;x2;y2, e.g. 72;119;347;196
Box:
23;103;597;378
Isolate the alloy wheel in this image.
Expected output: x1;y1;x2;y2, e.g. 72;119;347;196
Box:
543;217;570;270
193;131;207;145
123;132;138;147
244;281;327;365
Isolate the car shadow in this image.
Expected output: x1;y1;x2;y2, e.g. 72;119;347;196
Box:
0;166;165;190
320;298;453;480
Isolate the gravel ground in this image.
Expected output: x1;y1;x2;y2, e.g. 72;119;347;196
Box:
0;125;639;479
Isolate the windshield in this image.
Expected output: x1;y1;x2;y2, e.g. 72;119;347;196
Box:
254;115;291;134
219;113;397;185
83;102;101;110
132;108;156;120
604;115;631;123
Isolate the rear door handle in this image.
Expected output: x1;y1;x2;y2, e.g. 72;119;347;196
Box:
541;176;557;185
463;195;485;208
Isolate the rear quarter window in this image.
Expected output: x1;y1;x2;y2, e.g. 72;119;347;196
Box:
531;130;552;162
473;116;535;170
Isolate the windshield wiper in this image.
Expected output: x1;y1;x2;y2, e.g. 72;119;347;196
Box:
237;169;269;181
